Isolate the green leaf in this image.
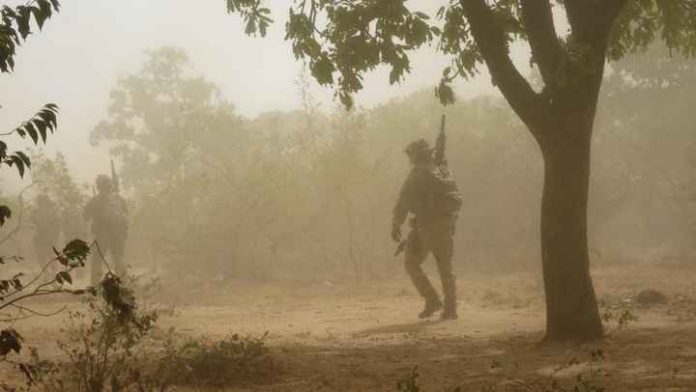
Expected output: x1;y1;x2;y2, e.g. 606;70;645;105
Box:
244;19;257;35
49;0;60;12
35;119;47;142
0;205;11;226
435;82;455;106
15;151;31;167
0;329;23;356
57;255;69;266
62;239;90;262
9;155;26;177
16;6;31;39
25;122;38;144
40;105;58;130
311;55;335;85
31;5;48;30
389;66;403;84
56;271;72;285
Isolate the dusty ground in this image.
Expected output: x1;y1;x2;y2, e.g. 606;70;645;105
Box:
5;261;696;391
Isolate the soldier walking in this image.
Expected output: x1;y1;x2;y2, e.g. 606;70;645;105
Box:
84;174;128;285
392;118;462;320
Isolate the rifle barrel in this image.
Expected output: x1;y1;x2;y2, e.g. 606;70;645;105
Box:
435;114;447;166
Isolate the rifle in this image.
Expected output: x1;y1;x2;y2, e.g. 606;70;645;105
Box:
110;159;120;193
394;239;407;257
434;114;447;167
393;218;419;257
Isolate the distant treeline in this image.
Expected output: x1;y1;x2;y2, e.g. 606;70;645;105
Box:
4;47;694;282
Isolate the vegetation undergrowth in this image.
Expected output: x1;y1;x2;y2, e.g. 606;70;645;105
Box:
29;275;274;392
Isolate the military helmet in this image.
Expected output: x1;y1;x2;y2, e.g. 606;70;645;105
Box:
404;138;433;158
95;174;113;192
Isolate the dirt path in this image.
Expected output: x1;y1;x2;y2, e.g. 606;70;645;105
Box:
5;263;696;391
155;264;696;391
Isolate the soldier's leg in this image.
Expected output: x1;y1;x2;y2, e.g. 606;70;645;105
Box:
112;237;126;277
404;230;442;318
431;229;457;319
91;238;106;286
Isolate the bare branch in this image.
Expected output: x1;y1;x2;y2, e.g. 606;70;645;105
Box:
520;0;563;87
9;303;67;318
459;0;547;134
565;0;629;47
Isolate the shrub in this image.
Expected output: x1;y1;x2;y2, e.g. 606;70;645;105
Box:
154;331;274;388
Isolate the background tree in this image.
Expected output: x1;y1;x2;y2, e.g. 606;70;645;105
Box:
225;0;696;341
90;47;248;278
1;0;62;233
592;44;696;259
89;44;693;314
30;153;88;241
1;0;67;372
0;2;118;384
0;7;101;389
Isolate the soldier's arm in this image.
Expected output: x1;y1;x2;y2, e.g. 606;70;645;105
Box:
392;173;416;228
392;199;408;229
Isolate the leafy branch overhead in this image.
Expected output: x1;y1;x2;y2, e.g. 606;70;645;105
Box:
0;0;60;73
225;0;272;37
0;0;61;237
0;103;59;178
229;0;435;108
0;239;91;363
226;0;696;109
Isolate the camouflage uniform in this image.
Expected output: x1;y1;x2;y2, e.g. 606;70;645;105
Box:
29;195;61;267
84;175;128;284
393;139;459;319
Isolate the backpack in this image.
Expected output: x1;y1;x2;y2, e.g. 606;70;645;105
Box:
94;194;128;235
429;166;463;215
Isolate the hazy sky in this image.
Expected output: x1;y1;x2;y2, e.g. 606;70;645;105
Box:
0;0;523;187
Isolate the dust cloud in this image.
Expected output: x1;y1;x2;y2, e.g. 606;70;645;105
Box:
1;1;695;391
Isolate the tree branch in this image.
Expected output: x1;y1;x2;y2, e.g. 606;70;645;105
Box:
565;0;628;47
459;0;547;134
0;182;34;246
520;0;563;87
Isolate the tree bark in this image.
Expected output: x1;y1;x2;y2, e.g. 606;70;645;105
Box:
461;0;626;342
538;109;603;341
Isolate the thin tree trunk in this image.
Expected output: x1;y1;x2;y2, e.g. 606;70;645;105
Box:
539;113;603;341
345;196;360;281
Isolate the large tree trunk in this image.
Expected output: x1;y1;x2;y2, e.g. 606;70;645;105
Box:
538;110;603;341
459;0;624;342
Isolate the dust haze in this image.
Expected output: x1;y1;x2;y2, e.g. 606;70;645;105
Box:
1;1;695;391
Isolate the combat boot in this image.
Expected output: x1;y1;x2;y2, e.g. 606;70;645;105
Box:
440;299;458;320
440;307;458;320
418;297;443;319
